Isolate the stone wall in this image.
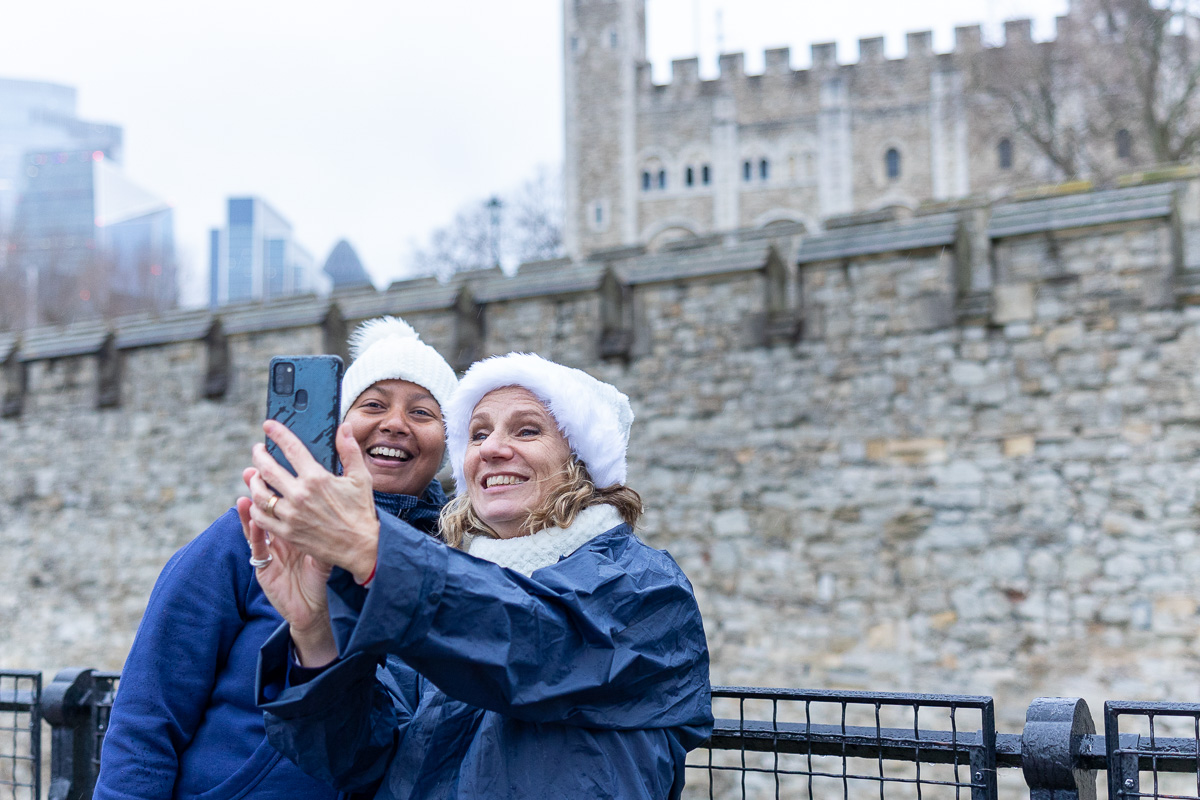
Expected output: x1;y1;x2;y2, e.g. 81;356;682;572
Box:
3;178;1200;729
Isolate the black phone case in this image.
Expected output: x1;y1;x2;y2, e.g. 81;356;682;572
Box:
265;355;344;475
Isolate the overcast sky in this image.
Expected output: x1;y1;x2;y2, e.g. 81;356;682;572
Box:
0;0;1067;306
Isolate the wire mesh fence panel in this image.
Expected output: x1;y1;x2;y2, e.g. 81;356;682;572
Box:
0;671;40;800
685;688;997;800
1106;702;1200;800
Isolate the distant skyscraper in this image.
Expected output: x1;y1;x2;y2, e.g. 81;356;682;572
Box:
208;197;316;308
322;239;372;291
0;78;122;237
0;77;176;328
6;149;175;326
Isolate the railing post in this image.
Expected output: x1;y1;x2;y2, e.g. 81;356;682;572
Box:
43;668;98;800
1104;703;1142;800
1021;697;1098;800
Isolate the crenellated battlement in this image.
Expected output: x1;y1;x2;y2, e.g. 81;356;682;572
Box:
642;14;1055;98
565;0;1144;258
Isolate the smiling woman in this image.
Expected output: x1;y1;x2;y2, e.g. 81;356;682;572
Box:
250;352;713;799
93;315;457;800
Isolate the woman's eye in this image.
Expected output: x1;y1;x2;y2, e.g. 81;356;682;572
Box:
518;427;539;437
470;430;488;442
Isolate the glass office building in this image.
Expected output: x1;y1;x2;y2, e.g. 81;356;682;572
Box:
0;78;122;238
7;149;176;323
209;197;315;307
0;77;175;326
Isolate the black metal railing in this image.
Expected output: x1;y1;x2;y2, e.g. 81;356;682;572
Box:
686;691;1200;800
5;669;1200;800
688;688;998;800
0;670;41;800
1105;702;1200;800
42;669;119;800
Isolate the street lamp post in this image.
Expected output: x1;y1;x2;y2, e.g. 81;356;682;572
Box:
486;196;502;269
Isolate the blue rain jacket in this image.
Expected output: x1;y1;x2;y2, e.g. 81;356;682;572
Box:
94;510;339;800
257;513;712;799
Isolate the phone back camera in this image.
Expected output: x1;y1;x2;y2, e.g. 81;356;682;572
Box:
273;362;295;395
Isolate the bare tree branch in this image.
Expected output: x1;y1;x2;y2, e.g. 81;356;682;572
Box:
407;165;564;281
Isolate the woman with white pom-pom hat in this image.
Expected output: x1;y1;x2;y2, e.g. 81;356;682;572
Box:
245;351;712;800
94;317;455;800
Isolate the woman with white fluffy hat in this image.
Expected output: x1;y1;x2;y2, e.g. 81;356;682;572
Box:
95;316;454;800
248;352;713;800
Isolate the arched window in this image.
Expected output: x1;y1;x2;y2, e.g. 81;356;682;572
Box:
998;138;1013;170
641;171;651;191
742;160;752;182
885;148;901;180
702;164;711;185
657;169;666;189
1116;129;1132;159
685;166;694;187
759;159;769;180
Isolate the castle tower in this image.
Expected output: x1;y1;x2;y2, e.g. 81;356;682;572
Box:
563;0;646;259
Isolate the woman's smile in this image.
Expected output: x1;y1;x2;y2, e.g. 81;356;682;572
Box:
482;473;527;488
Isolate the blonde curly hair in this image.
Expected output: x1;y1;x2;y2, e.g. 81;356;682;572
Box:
440;456;643;549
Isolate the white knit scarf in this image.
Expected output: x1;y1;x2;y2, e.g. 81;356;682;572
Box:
466;504;624;577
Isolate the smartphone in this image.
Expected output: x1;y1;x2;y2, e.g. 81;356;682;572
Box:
265;355;344;476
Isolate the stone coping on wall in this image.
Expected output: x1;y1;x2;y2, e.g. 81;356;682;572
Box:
112;309;215;351
18;319;111;361
987;182;1178;239
341;275;461;320
217;293;331;335
2;176;1196;366
613;240;774;285
473;259;605;303
0;332;16;362
341;277;458;320
796;212;959;264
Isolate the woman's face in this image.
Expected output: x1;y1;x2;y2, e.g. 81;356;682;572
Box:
344;379;445;496
464;386;572;539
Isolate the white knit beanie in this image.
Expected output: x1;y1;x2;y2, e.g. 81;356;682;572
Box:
340;317;458;419
446;352;634;491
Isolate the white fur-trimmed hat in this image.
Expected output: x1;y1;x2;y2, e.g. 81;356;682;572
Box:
340;317;458;419
446;352;634;491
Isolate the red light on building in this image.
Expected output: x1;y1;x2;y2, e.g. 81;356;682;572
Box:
92;151;104;162
150;264;162;276
80;290;91;301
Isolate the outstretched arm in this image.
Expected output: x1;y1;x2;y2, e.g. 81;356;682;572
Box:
331;515;712;731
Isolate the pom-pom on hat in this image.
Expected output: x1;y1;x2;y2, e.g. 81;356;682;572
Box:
340;316;458;419
446;352;634;491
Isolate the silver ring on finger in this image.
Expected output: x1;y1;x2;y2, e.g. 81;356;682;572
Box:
249;553;273;569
